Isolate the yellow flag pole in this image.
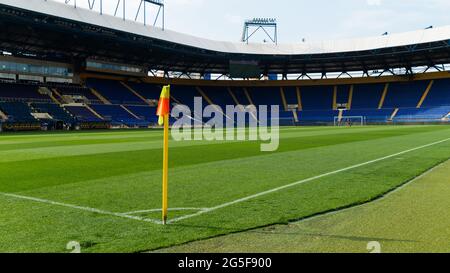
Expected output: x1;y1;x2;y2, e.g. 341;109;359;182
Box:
162;113;169;225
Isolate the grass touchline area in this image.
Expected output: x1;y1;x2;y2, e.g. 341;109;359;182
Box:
156;160;450;253
2;136;448;227
168;136;450;224
0;125;449;252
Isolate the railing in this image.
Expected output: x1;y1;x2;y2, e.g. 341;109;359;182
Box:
0;97;52;103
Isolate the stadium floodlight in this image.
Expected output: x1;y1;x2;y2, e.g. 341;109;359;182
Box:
242;18;278;44
63;0;165;29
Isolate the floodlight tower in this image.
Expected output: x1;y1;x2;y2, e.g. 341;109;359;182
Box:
242;18;278;44
134;0;165;29
62;0;165;29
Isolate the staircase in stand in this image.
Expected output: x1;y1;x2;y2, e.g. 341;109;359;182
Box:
389;108;399;121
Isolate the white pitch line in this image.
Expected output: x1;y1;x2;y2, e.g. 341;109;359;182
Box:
168;137;450;224
123;208;209;215
294;159;449;224
0;192;163;225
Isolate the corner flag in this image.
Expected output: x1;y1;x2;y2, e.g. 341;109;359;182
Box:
157;85;171;126
157;85;170;224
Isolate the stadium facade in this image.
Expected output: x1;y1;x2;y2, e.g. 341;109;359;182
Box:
0;0;449;131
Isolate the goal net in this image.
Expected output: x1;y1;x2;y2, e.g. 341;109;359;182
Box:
334;116;366;126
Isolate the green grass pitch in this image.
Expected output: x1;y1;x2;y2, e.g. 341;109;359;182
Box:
0;125;449;253
158;159;450;253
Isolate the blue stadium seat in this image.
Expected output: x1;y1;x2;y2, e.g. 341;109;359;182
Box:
395;106;450;122
123;105;158;124
54;84;99;101
383;81;428;108
422;79;450;107
351;83;385;109
90;104;148;127
247;87;283;107
31;103;75;123
283;87;298;106
298;110;338;122
0;101;37;122
126;82;162;101
86;79;144;105
201;86;235;108
65;105;103;122
336;85;350;105
0;82;49;101
301;86;333;110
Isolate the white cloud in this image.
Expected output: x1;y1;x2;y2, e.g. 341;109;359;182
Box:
224;14;243;25
367;0;382;6
46;0;450;43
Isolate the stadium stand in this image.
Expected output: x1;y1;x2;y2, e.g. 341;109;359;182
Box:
52;84;100;102
31;103;75;124
248;87;284;107
125;105;159;124
395;106;450;122
336;85;351;106
298;110;338;123
383;81;429;108
230;87;251;106
90;104;149;127
343;109;394;123
201;86;236;108
64;105;103;122
283;87;301;109
0;1;448;132
171;85;200;109
301;86;334;110
0;101;36;122
0;81;50;102
422;79;450;107
0;101;40;131
351;83;386;110
86;79;145;105
1;77;449;130
125;82;162;102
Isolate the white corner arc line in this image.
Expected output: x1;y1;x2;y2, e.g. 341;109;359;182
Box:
168;137;450;224
123;208;209;215
0;192;163;225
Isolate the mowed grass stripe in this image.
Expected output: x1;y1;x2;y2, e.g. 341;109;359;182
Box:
0;126;445;165
0;136;163;152
0;125;438;151
0;126;449;252
168;137;450;224
3;134;448;252
11;127;450;214
1;126;448;192
157;160;450;253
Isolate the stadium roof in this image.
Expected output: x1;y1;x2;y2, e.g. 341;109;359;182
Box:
1;0;450;76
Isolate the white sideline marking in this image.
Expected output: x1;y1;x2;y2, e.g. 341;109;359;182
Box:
0;192;163;225
168;137;450;224
296;159;449;224
123;208;209;215
1;138;448;226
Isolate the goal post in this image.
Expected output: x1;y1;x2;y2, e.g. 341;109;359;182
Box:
278;117;296;127
334;116;366;126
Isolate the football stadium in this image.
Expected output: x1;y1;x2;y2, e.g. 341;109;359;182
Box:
0;0;450;257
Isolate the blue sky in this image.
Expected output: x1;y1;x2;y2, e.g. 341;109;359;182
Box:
55;0;450;43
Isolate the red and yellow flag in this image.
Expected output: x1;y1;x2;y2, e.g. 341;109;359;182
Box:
156;85;171;126
157;85;171;224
